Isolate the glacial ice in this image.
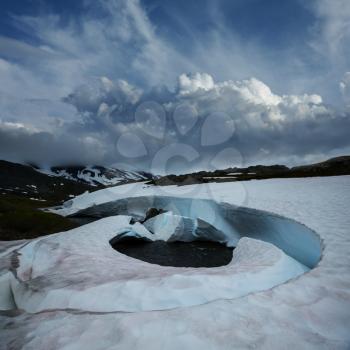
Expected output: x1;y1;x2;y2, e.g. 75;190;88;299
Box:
1;217;308;313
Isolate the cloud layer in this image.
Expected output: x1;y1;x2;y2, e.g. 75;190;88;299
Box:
2;72;350;173
0;0;350;172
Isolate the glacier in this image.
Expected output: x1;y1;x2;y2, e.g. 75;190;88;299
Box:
1;176;350;349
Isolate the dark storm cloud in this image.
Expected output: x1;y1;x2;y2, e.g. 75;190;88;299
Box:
0;123;108;166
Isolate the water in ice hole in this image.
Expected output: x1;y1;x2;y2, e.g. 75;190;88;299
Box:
109;207;234;267
111;237;234;267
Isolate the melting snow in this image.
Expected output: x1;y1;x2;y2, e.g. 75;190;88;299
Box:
0;176;349;349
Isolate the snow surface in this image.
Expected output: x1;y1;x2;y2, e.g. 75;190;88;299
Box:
1;176;350;349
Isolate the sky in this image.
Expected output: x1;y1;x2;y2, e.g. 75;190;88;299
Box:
0;0;350;174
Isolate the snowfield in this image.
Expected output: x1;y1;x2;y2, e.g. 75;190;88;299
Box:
1;176;350;349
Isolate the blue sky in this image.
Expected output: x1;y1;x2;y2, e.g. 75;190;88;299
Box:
0;0;350;172
0;0;339;95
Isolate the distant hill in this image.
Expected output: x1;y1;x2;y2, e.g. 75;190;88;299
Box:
38;165;154;187
0;161;155;202
148;156;350;186
0;160;94;203
289;156;350;177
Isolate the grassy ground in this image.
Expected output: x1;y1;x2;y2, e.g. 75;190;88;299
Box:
0;194;79;240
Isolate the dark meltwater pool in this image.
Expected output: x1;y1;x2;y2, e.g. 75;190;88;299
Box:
111;238;234;267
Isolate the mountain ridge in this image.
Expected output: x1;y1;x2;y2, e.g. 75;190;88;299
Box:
147;156;350;186
38;165;154;187
0;160;154;202
1;156;349;199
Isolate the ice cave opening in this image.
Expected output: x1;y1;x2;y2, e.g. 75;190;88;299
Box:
74;196;322;269
108;207;235;267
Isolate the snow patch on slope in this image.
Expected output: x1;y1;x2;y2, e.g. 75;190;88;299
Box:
38;166;153;186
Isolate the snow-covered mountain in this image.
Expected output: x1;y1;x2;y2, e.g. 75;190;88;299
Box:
0;160;155;202
0;160;93;202
39;165;155;187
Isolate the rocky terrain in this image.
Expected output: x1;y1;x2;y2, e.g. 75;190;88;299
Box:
0;160;94;203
